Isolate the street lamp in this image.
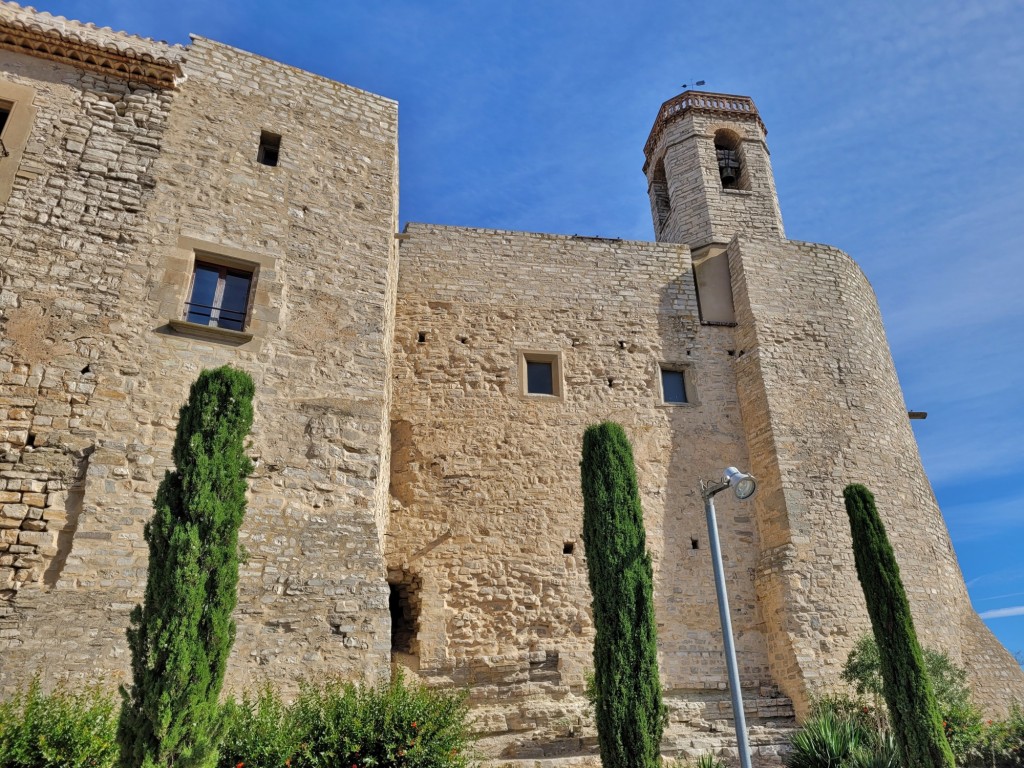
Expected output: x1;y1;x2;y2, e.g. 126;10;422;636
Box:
700;467;757;768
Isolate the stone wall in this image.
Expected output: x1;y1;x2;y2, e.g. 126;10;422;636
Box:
0;15;399;694
389;224;795;761
729;235;1024;716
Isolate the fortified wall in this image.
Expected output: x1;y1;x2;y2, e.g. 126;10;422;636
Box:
0;4;1021;764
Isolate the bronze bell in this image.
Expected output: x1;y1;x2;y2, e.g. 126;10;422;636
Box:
716;147;740;187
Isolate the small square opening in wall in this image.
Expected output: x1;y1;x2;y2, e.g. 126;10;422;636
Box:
520;351;563;398
563;541;575;555
257;131;281;166
660;366;690;405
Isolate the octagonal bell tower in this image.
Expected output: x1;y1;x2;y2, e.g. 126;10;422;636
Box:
644;92;784;247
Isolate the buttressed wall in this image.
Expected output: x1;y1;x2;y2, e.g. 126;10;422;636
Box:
0;4;1021;765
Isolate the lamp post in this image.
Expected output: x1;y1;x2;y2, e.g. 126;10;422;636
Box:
700;467;757;768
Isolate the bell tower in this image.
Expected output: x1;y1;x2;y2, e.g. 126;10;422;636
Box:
643;92;784;247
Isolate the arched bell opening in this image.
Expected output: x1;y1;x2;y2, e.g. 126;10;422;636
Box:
713;129;749;190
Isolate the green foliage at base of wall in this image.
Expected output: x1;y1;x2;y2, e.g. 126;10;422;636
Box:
0;677;119;768
118;366;255;768
0;673;472;768
843;483;956;767
842;634;983;761
580;421;664;768
217;672;472;768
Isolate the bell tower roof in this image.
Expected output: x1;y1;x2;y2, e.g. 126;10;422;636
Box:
643;91;765;172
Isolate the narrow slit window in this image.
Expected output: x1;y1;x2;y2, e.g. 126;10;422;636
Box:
661;367;688;404
257;131;281;166
185;261;253;331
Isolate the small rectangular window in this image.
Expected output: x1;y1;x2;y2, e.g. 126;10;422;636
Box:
520;351;563;399
185;261;253;331
661;367;689;404
257;130;281;166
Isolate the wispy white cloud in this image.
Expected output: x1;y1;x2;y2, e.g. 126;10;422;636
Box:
980;591;1024;603
980;606;1024;620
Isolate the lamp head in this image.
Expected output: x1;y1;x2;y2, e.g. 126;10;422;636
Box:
723;466;757;500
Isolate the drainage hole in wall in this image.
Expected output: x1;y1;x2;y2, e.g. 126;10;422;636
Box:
691;538;700;550
563;542;575;555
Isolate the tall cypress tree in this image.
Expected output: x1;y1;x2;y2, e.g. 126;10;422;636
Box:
843;483;954;768
580;422;663;768
118;366;255;768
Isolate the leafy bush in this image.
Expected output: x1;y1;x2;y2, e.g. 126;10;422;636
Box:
842;634;983;762
966;704;1024;768
665;754;727;768
692;754;728;768
786;709;867;768
219;686;304;768
0;677;119;768
217;671;472;768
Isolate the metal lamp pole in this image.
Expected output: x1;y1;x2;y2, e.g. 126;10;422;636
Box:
700;467;757;768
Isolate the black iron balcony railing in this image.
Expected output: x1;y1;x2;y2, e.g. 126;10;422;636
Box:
183;301;246;331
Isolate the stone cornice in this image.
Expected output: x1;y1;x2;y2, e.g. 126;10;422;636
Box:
644;91;766;167
0;2;184;89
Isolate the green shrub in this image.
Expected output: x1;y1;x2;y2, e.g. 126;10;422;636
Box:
664;754;726;768
846;730;899;768
219;686;303;768
0;677;119;768
217;671;472;768
966;704;1024;768
842;634;983;762
785;709;868;768
692;754;728;768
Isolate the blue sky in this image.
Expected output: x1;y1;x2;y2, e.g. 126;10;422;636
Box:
37;1;1024;660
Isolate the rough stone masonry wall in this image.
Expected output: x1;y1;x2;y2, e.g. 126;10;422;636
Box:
0;29;399;694
390;224;795;763
729;235;1024;717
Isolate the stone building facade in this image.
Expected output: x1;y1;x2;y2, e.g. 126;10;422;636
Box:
0;4;1020;764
